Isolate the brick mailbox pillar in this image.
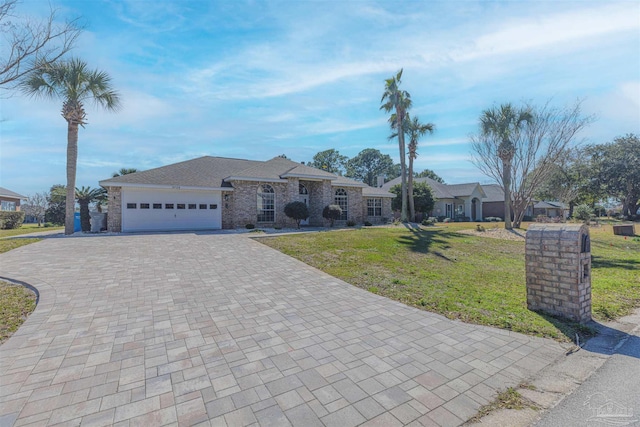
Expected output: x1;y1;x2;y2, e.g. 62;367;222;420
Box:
525;224;592;323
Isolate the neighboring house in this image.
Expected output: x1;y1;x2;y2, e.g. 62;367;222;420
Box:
0;187;26;212
533;201;569;219
381;177;486;221
481;184;535;220
480;184;505;219
99;156;394;232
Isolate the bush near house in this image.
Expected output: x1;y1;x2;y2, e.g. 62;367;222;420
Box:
0;212;25;229
322;205;342;227
284;201;309;229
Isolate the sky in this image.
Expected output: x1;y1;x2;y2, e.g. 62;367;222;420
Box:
1;0;639;197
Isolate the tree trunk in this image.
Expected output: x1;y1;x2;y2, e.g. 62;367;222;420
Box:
397;112;408;222
408;153;415;222
502;158;513;230
65;121;79;235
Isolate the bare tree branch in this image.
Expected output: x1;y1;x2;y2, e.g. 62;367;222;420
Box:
0;0;83;92
471;99;594;227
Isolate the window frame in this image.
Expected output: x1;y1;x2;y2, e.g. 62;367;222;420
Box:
367;198;382;217
257;184;275;223
334;188;348;221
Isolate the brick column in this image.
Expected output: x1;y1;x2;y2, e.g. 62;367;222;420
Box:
525;224;592;323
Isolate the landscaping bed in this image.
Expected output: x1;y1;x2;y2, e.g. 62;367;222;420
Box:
0;280;37;344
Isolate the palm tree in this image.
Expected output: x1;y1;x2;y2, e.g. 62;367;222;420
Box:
112;168;138;177
381;69;412;222
75;186;102;232
480;104;532;230
22;58;120;234
406;115;435;222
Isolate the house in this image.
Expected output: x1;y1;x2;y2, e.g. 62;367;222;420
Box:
0;187;26;212
481;184;537;220
99;156;394;232
381;177;486;221
480;184;505;219
533;201;569;219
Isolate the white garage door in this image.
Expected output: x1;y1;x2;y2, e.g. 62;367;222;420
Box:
121;188;222;232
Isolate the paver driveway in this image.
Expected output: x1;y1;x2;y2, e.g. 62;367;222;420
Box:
0;232;566;426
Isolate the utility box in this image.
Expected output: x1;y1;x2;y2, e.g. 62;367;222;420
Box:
525;224;592;323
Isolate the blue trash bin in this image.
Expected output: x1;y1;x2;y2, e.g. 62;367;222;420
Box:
74;212;81;232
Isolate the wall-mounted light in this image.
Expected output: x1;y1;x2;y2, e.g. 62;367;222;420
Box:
224;194;229;201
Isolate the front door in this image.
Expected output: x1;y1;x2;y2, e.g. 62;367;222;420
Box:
299;184;309;225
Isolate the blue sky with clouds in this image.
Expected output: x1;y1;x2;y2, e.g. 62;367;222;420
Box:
2;0;639;196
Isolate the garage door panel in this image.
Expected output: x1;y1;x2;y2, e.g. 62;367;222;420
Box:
122;188;222;232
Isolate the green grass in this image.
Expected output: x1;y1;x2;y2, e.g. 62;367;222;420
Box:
258;222;640;341
0;223;62;238
0;281;37;344
0;223;62;254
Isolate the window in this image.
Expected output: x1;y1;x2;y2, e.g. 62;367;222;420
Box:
140;203;150;209
153;203;162;209
210;204;217;209
199;204;207;209
299;184;308;195
334;189;348;221
188;204;196;209
177;204;185;209
1;201;16;211
127;203;136;209
257;184;275;222
165;203;174;209
367;198;382;217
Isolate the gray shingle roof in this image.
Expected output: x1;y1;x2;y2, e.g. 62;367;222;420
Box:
482;184;504;203
99;156;261;188
230;157;336;181
381;176;486;199
331;175;367;188
0;187;26;199
99;156;393;197
362;187;395;198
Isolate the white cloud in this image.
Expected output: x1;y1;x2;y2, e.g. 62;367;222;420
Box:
455;4;639;62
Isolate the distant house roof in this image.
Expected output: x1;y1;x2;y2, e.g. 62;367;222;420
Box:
381;176;486;199
0;187;26;200
534;201;568;210
482;184;504;203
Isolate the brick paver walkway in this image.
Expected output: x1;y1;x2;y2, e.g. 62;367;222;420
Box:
0;233;566;426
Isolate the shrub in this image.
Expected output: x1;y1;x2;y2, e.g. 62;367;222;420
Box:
421;218;435;226
44;222;54;228
437;216;446;222
573;204;592;222
245;223;255;229
0;211;25;229
322;204;342;227
364;221;373;226
284;201;309;229
443;218;451;223
428;217;438;223
346;220;356;227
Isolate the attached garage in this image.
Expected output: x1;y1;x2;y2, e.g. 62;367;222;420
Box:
121;187;222;232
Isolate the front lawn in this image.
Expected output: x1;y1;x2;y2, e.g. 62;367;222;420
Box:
258;223;640;341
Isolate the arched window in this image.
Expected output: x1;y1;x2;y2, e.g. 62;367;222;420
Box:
299;184;308;195
257;184;275;222
334;188;348;221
